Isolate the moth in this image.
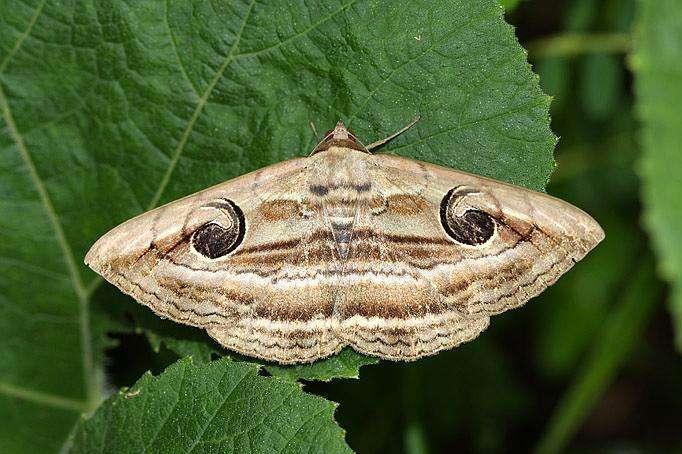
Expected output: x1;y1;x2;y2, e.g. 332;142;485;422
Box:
86;120;604;364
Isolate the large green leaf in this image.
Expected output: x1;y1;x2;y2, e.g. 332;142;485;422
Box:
0;0;553;451
68;357;352;453
633;0;682;349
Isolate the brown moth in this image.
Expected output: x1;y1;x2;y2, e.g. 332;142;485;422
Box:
85;121;604;364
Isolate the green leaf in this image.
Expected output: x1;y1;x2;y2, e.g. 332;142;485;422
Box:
633;0;682;349
498;0;523;11
0;0;553;451
68;357;352;453
265;348;379;382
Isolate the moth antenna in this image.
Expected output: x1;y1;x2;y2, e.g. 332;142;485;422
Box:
366;116;421;152
309;121;319;140
352;135;371;153
309;128;336;156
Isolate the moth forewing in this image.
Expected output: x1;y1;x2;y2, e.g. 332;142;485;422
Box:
86;122;604;364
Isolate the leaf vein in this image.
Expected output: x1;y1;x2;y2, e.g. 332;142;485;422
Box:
0;82;98;409
234;0;360;60
277;407;329;454
164;0;200;98
349;7;495;124
145;0;257;211
0;380;87;412
0;0;46;74
186;367;253;453
143;362;189;452
389;99;547;152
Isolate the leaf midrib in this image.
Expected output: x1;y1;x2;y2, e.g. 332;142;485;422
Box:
145;0;360;211
145;0;258;211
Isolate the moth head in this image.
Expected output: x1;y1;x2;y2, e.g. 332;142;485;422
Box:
311;121;367;154
439;186;499;246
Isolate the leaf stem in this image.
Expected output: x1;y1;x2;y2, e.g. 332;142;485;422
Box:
525;33;631;59
402;366;430;454
534;253;661;454
0;381;87;413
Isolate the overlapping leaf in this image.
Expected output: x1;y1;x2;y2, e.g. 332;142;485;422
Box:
0;0;553;451
68;357;352;453
633;0;682;349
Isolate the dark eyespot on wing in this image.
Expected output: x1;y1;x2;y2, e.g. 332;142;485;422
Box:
191;199;245;258
191;223;236;258
440;187;495;246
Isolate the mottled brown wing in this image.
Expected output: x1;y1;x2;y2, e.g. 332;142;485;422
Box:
85;157;344;364
86;148;604;365
333;152;604;360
